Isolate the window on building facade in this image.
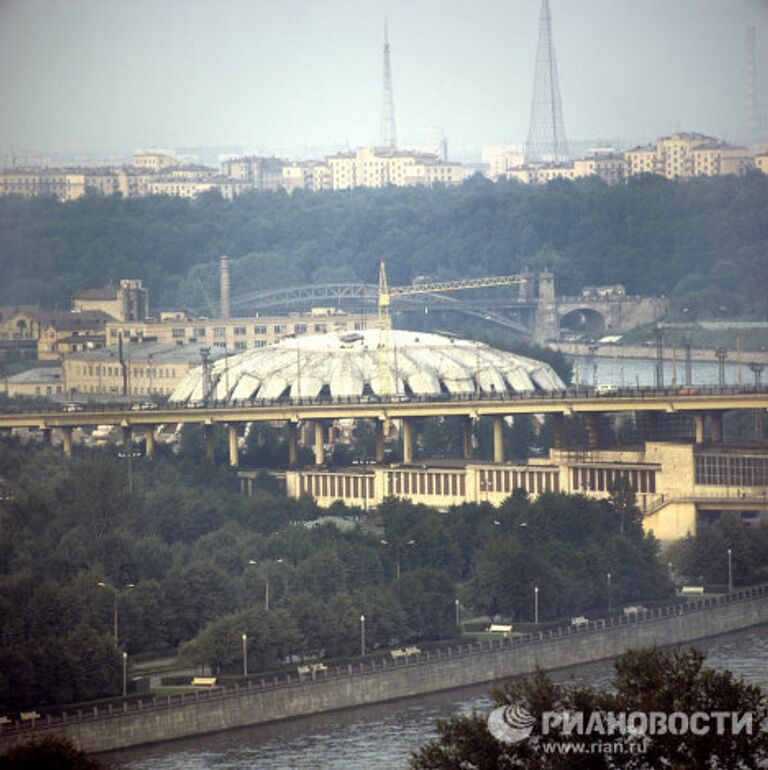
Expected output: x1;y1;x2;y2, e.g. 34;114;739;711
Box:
234;326;246;335
695;455;768;487
294;324;307;334
213;327;226;337
314;323;327;333
234;341;247;350
254;325;267;335
172;328;185;338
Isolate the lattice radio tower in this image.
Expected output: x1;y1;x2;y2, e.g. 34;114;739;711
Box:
524;0;569;163
380;19;397;149
746;25;758;138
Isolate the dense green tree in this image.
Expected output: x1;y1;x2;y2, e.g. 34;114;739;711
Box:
668;513;768;587
180;607;302;673
162;560;238;645
1;174;766;318
0;736;104;770
412;647;768;769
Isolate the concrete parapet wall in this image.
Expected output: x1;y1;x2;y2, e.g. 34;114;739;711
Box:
2;587;767;755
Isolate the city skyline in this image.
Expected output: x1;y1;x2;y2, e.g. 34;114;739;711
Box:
0;0;767;162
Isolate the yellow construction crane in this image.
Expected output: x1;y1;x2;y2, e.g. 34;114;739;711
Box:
376;259;529;393
377;259;528;329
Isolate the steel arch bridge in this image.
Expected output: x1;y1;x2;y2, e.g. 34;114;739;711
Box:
227;283;532;335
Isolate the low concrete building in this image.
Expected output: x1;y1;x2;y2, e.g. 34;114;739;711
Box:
37;311;111;361
71;279;149;322
105;309;370;353
0;366;64;398
62;342;227;397
239;441;768;543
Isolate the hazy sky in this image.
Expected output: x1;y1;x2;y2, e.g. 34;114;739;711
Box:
1;0;766;161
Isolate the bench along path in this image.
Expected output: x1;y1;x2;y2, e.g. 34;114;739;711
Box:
1;586;767;755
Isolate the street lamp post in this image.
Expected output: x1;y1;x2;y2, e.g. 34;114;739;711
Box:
360;614;366;657
98;582;134;645
455;598;460;628
727;548;733;593
117;448;142;497
606;572;612;614
249;558;284;611
380;539;415;580
242;633;248;677
534;585;539;625
122;651;128;697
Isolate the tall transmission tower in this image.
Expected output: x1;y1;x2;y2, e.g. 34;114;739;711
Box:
524;0;569;163
380;19;397;149
746;25;758;139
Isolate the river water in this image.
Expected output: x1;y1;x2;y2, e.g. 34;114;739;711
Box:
578;355;746;388
108;625;768;770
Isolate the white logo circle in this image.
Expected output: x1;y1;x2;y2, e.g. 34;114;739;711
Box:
487;704;536;744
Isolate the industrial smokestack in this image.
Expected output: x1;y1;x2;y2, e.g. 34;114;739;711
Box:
220;255;230;320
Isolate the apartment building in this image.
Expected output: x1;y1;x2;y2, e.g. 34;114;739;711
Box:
281;162;333;193
220;156;285;191
326;147;463;190
625;133;753;180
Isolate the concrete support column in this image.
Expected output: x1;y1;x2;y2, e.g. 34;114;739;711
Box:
40;428;52;446
287;422;298;466
710;412;723;443
402;419;414;465
585;414;599;450
493;416;505;464
145;426;155;459
313;421;325;466
203;424;215;463
552;413;564;450
693;413;705;445
375;420;385;463
122;425;132;448
648;412;659;441
462;416;473;460
228;424;239;468
61;426;73;458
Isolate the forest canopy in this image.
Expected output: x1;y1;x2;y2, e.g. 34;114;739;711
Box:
0;173;766;320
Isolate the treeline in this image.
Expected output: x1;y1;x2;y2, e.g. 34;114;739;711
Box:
1;173;767;319
0;432;683;712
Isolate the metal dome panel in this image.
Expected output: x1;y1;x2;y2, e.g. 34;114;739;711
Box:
170;330;566;404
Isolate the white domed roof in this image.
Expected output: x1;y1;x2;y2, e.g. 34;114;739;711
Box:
170;330;566;404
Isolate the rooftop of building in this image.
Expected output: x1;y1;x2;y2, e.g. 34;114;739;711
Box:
66;341;229;364
0;305;46;320
7;366;63;384
72;287;120;301
50;311;112;330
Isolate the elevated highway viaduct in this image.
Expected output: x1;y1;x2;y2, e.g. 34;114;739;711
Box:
1;387;766;469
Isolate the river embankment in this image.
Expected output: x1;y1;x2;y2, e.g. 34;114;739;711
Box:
1;585;767;755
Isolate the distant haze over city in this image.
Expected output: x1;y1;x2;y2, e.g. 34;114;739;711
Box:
0;0;767;163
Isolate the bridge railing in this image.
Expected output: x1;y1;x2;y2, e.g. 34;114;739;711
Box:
3;384;768;418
